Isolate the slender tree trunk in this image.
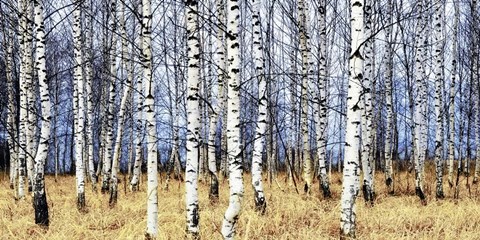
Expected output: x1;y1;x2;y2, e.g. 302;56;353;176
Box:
433;0;445;198
298;0;313;194
384;0;395;194
340;0;364;237
185;0;201;236
413;0;428;204
73;2;86;210
221;0;244;237
101;0;118;194
250;0;268;214
32;0;50;226
109;1;134;207
315;0;331;199
360;0;375;205
142;0;158;237
448;0;459;188
17;0;28;200
25;1;35;193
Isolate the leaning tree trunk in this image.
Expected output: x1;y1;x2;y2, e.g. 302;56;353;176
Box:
250;0;267;214
32;0;51;226
340;0;364;237
433;0;445;198
72;2;86;210
315;0;331;199
221;0;244;237
360;0;375;206
413;0;428;204
384;0;395;194
109;1;134;207
142;0;158;238
185;0;201;236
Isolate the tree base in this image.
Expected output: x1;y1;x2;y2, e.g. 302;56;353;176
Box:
209;175;219;202
362;184;375;206
101;180;109;194
320;183;331;198
415;187;427;205
109;188;118;207
34;191;49;226
254;194;266;215
77;192;86;212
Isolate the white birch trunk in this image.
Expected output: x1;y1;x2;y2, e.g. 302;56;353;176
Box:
433;0;445;198
384;0;395;194
25;2;35;193
315;0;330;199
101;0;118;194
130;10;145;191
251;0;267;214
142;0;158;237
84;0;97;191
73;2;86;210
221;0;244;237
340;0;364;237
17;0;28;199
360;0;375;205
185;0;201;235
448;1;459;187
32;0;50;226
413;0;427;203
109;1;133;206
207;0;226;201
298;0;313;194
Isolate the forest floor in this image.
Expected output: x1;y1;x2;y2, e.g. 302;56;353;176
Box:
2;164;480;239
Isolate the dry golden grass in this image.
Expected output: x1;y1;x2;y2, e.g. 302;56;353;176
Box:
2;164;480;240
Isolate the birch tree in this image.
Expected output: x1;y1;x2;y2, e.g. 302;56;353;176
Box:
221;0;244;237
110;1;134;206
298;0;313;194
251;0;267;214
315;0;331;199
142;0;158;237
17;0;28;199
448;0;459;187
360;0;375;205
101;0;118;194
433;0;445;198
413;0;428;203
384;0;395;194
185;0;201;236
72;0;86;210
206;0;226;201
32;0;51;226
340;0;364;237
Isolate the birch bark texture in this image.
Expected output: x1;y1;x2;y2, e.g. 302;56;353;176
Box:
298;0;313;194
316;0;331;199
221;0;244;237
384;0;395;194
32;0;51;226
413;0;428;204
448;0;459;187
433;0;445;198
142;0;158;237
185;0;201;236
360;0;375;205
251;0;267;214
340;0;364;237
72;1;86;210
